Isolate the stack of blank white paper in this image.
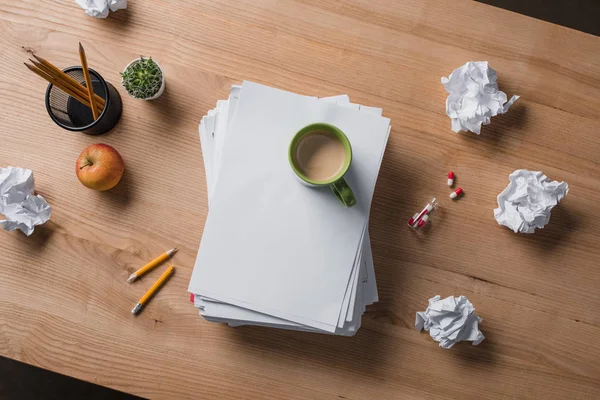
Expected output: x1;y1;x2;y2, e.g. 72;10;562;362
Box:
189;81;390;335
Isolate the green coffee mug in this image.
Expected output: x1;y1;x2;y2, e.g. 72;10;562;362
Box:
288;123;356;207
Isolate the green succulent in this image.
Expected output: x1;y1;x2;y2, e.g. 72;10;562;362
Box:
121;57;163;99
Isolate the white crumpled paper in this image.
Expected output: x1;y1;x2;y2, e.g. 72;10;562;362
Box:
441;61;519;134
75;0;127;18
494;169;568;234
0;167;51;236
416;295;485;349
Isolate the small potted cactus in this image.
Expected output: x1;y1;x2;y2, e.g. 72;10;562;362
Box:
121;57;165;100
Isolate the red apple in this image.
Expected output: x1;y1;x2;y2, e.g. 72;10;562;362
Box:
76;144;124;191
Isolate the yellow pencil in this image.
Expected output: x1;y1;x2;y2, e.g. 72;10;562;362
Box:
131;265;174;315
78;42;99;120
127;247;177;283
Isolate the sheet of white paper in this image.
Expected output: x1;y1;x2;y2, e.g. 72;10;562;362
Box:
75;0;127;18
362;230;378;306
199;116;216;197
441;61;519;134
350;256;368;321
319;94;350;105
494;169;568;234
416;295;485;349
194;88;384;334
358;105;383;116
0;167;51;236
212;99;230;186
201;91;372;321
196;90;382;334
189;81;390;331
338;249;361;328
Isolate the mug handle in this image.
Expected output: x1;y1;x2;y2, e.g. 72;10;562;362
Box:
330;178;356;207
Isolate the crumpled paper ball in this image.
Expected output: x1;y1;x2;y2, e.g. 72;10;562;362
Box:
416;295;484;349
75;0;127;18
494;169;568;234
441;61;520;134
0;167;51;236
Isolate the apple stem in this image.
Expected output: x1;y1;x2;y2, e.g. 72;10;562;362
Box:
79;160;93;170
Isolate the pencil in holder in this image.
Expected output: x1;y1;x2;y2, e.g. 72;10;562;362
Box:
45;67;122;135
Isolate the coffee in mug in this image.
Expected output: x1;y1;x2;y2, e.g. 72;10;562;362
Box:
293;130;346;182
288;123;356;207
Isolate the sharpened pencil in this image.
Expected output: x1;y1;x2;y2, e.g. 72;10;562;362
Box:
131;266;174;315
128;247;178;283
78;43;99;120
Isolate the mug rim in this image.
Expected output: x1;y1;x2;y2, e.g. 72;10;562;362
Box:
288;122;353;186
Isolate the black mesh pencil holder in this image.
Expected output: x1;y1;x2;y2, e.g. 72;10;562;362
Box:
45;67;122;135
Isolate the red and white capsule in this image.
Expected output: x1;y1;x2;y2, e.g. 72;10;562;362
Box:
447;171;455;186
408;213;419;227
417;214;430;228
450;187;463;199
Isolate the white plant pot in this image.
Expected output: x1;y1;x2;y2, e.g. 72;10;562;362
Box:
122;58;165;101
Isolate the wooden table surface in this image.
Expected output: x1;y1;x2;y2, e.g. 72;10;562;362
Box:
1;0;600;399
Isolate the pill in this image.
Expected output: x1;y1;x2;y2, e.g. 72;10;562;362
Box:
408;213;419;227
450;187;463;199
417;214;429;228
447;171;455;186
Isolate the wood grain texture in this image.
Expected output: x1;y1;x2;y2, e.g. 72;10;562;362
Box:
1;0;600;398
